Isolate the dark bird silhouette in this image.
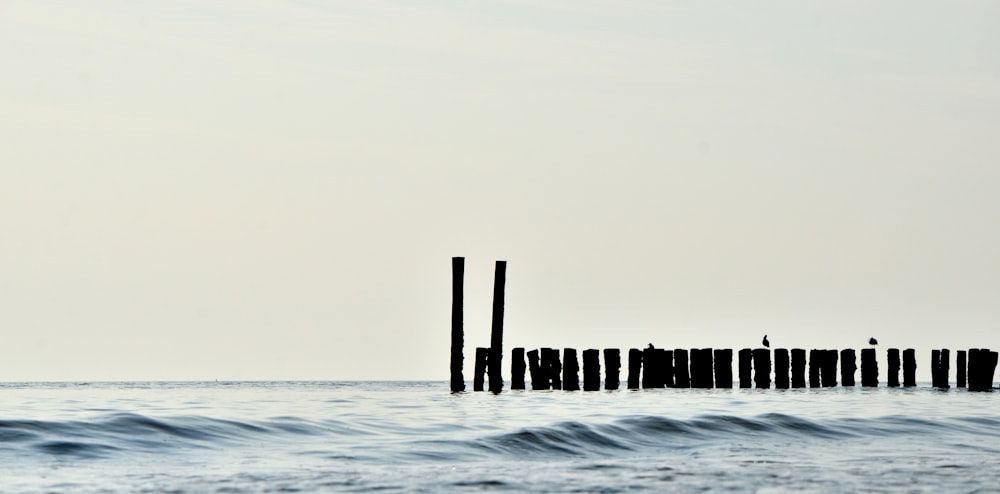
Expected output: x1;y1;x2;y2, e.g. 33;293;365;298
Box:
869;337;878;347
762;335;770;348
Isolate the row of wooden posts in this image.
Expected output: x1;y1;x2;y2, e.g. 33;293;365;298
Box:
448;257;998;393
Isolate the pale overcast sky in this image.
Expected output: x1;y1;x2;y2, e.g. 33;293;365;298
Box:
2;1;999;381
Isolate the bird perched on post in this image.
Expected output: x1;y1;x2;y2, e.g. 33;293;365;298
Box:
869;337;878;348
762;335;770;348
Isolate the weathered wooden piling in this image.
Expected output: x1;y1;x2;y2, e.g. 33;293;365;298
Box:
714;349;734;388
808;349;821;388
642;346;659;389
511;347;526;390
661;349;675;387
841;349;857;387
861;348;878;387
527;349;546;390
563;348;580;391
753;348;771;389
582;349;601;391
821;350;838;387
604;349;621;390
957;350;967;388
542;347;562;390
473;347;488;391
627;348;642;389
488;261;507;393
690;348;714;388
931;349;950;389
968;348;998;392
887;348;900;387
450;257;465;393
791;349;806;388
738;349;752;388
903;348;917;387
774;349;790;389
674;349;691;388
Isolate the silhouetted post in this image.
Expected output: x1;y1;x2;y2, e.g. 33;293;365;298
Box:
931;349;950;389
542;347;562;390
861;348;878;387
968;348;996;391
841;349;857;387
527;349;546;390
940;349;950;389
662;349;675;387
808;349;821;388
583;349;601;391
473;347;488;391
987;351;998;390
627;348;642;389
487;261;506;393
903;349;917;387
774;349;790;389
753;348;771;389
957;350;967;388
738;349;752;388
642;346;658;389
714;349;733;388
450;257;465;393
887;348;900;387
821;350;838;387
791;349;806;388
563;348;580;391
511;348;526;390
674;349;691;388
604;349;621;390
690;348;714;388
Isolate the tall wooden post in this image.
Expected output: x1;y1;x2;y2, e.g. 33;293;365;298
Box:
957;350;967;388
841;349;857;387
714;349;733;388
511;348;526;390
674;349;691;388
582;349;601;391
887;348;900;387
903;348;917;387
690;348;714;388
738;349;752;388
662;349;676;387
791;348;807;388
527;349;546;390
563;348;580;391
861;348;878;387
808;349;821;388
774;349;790;389
642;346;658;388
450;257;465;392
604;349;621;390
627;348;642;389
753;348;771;388
488;261;506;394
542;347;562;390
821;350;838;387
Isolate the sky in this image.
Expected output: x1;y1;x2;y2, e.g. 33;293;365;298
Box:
2;0;999;381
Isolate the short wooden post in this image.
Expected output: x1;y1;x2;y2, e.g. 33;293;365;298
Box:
542;347;562;390
887;348;900;387
791;348;806;388
690;348;714;388
662;349;675;387
627;348;642;389
808;349;821;388
604;349;621;390
774;349;790;389
841;349;857;387
957;350;967;388
488;261;506;394
821;350;838;387
753;348;771;389
968;348;996;391
738;349;752;388
582;349;601;391
931;349;950;389
450;257;465;393
861;348;878;387
674;349;691;388
940;349;950;389
714;349;734;388
903;348;917;387
473;347;488;391
527;349;546;390
642;346;658;389
563;348;580;391
511;348;526;390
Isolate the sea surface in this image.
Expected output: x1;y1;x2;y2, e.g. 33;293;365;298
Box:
1;381;999;492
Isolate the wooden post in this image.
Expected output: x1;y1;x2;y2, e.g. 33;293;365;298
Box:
563;348;580;391
627;348;642;389
753;348;771;389
582;349;601;391
791;348;806;388
738;349;752;388
861;348;878;387
642;346;658;388
887;348;900;387
809;349;821;388
674;349;691;388
931;349;950;389
604;349;621;390
841;349;857;387
542;347;562;390
690;348;714;388
488;261;506;394
511;348;526;390
968;348;996;391
473;347;488;391
821;350;838;387
940;349;950;389
450;257;465;393
662;349;675;387
903;348;917;387
527;349;546;390
714;349;734;388
957;350;967;388
774;349;790;389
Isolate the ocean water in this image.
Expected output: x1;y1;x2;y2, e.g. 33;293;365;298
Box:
1;382;999;492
